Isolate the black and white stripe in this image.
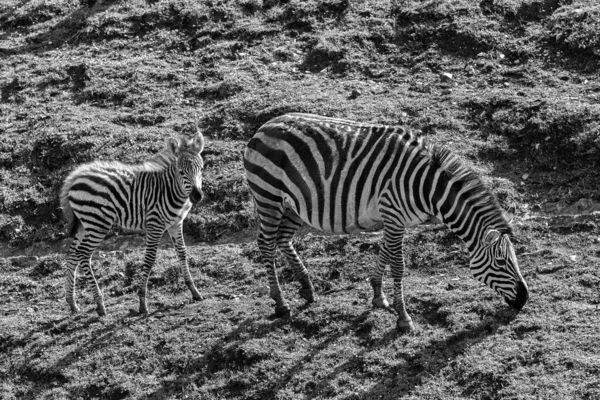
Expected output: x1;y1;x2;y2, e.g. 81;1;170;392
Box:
244;113;528;332
59;132;205;316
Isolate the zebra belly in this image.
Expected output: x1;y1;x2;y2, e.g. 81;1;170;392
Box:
288;188;383;234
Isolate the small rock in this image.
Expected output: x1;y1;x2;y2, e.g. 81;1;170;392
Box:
348;89;361;99
441;88;453;95
440;72;453;82
522;173;529;180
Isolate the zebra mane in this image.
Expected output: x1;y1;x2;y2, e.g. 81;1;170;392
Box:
424;141;513;235
141;150;177;171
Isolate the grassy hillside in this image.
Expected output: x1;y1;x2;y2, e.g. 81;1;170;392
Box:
1;0;599;399
1;0;599;247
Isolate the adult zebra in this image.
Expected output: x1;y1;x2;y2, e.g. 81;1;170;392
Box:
59;131;205;316
244;113;528;332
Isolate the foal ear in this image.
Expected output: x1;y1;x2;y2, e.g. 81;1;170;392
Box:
483;229;501;245
504;205;516;224
167;137;180;155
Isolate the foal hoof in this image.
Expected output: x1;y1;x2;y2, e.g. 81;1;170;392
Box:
299;288;315;303
397;319;415;333
274;305;291;318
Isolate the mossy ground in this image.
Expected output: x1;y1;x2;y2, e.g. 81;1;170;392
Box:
1;0;599;399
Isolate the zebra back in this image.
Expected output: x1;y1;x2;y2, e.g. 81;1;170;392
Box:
245;113;511;246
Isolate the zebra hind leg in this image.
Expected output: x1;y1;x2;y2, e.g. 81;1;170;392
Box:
257;211;290;318
75;230;109;316
276;210;315;303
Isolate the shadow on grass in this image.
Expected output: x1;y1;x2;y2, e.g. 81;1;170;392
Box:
141;302;516;400
10;309;156;399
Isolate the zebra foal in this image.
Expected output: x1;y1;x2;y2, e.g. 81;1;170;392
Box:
59;131;205;316
244;113;529;332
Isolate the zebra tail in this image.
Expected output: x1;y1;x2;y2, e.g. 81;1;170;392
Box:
59;175;79;237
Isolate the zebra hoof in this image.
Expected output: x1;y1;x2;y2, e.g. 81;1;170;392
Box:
192;294;203;302
397;319;415;333
96;304;107;317
274;305;291;318
372;297;389;309
299;288;315;303
138;299;149;315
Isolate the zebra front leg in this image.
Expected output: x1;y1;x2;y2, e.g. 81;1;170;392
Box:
137;226;164;314
370;250;390;309
385;227;414;333
276;212;315;303
168;223;202;302
259;230;290;317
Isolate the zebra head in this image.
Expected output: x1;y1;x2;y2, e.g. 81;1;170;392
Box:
168;132;205;204
469;210;529;311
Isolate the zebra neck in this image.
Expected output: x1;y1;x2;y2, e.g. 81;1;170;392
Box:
428;177;507;253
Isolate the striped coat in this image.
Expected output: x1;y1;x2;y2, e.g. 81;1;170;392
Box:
244;113;528;332
60;132;205;316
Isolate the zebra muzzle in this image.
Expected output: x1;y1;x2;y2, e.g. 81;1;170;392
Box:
190;188;203;204
505;280;529;311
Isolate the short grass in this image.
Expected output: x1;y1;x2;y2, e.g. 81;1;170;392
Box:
1;226;599;399
1;0;600;399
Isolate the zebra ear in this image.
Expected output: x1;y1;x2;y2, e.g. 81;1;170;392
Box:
190;131;205;154
167;138;180;155
504;205;516;224
483;229;501;245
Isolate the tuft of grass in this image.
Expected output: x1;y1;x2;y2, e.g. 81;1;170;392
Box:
547;2;600;57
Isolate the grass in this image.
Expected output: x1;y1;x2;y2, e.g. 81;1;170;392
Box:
1;228;599;399
1;0;600;398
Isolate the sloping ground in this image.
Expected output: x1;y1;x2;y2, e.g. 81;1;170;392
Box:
1;0;600;399
1;0;599;247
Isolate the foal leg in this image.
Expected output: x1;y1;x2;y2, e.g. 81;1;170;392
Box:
168;223;202;302
76;229;110;316
65;238;82;314
137;223;165;314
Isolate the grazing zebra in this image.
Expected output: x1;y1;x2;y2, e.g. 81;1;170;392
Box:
243;113;529;332
59;131;205;316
